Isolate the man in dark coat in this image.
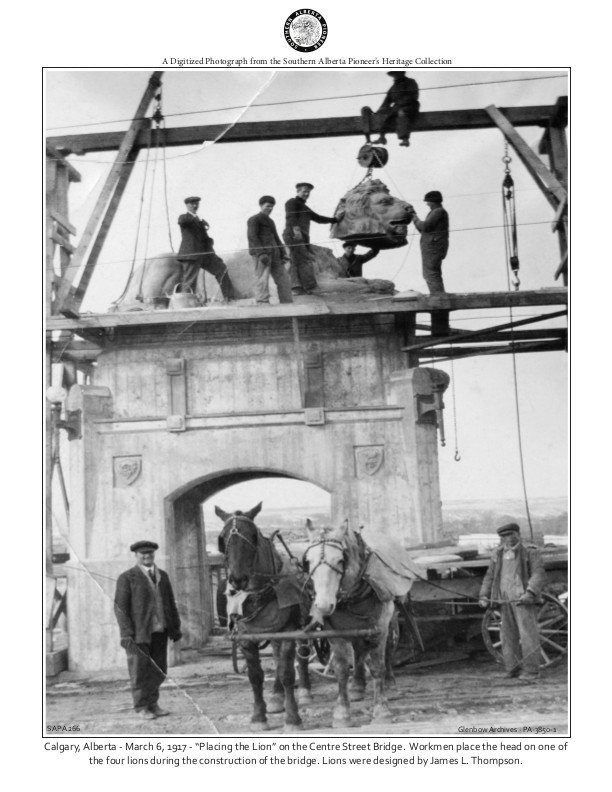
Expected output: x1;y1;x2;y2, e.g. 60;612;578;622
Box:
247;196;293;304
177;196;234;301
372;71;420;147
412;190;449;294
336;241;379;278
283;183;338;295
479;524;546;682
114;540;182;719
413;190;450;336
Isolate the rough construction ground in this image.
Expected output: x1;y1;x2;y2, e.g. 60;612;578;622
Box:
46;639;568;736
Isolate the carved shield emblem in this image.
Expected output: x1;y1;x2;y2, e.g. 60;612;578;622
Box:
355;446;385;477
114;456;142;487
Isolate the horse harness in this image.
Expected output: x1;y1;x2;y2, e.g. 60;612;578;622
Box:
304;535;373;606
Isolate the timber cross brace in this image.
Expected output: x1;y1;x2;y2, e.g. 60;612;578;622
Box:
47;69;568;317
485;97;568;285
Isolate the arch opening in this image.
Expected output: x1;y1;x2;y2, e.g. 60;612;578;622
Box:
165;468;331;655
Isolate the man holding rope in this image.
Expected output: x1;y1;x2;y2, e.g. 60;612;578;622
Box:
479;523;546;683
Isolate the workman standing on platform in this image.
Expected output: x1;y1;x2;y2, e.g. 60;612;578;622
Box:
336;242;379;278
372;71;420;147
283;183;339;295
177;196;234;301
247;196;293;304
479;523;546;683
412;190;449;294
114;540;182;719
413;190;450;336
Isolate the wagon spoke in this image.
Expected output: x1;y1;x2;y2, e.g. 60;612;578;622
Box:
540;636;567;654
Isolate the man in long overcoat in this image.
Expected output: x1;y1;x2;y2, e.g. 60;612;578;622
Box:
283;182;338;295
114;540;182;719
177;196;234;300
479;523;546;682
247;195;293;304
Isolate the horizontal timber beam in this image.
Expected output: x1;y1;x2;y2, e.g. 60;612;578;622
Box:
47;104;563;155
45;288;568;333
403;308;568;352
426;339;567;360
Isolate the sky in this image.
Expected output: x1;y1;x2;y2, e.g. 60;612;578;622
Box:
46;69;568;507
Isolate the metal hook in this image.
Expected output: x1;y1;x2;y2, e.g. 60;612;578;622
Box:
454;450;461;462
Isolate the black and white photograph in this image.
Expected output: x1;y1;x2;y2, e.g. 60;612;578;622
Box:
44;67;569;739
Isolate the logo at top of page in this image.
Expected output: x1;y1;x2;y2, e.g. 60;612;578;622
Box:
284;10;328;52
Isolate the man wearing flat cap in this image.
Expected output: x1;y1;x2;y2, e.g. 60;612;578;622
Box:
479;524;546;682
413;191;450;335
283;183;339;295
337;241;379;279
114;540;182;719
369;71;420;147
247;196;293;304
177;196;234;301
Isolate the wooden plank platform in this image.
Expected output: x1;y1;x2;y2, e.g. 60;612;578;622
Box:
46;288;568;332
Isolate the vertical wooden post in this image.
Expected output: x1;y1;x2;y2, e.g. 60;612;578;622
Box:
396;313;418;368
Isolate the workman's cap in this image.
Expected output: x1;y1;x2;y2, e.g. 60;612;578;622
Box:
184;196;201;203
130;540;159;553
296;182;314;190
497;523;521;537
342;241;356;248
424;190;443;203
259;195;276;205
387;71;406;77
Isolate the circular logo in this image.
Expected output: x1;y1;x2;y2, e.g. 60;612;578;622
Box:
284;9;328;52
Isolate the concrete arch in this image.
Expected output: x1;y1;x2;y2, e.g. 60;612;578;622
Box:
164;466;331;653
164;465;332;505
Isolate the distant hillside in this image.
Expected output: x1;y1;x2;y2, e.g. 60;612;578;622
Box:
204;497;567;546
441;497;567;543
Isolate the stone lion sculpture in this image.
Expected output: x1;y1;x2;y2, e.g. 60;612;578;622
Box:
111;244;395;311
331;178;414;250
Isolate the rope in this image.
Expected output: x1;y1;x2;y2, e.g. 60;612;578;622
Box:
161;120;175;253
109;125;152;306
500;146;534;540
136;126;161;300
450;354;461;461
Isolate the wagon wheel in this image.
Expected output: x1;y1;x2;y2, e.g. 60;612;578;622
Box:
482;592;568;669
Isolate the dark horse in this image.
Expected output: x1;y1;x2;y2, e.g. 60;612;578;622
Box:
304;518;395;727
215;502;312;731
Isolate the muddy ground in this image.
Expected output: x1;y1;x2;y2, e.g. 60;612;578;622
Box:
46;639;568;736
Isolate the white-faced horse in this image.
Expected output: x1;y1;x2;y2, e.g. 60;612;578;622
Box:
303;519;395;727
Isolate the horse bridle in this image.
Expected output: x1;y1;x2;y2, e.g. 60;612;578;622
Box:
222;515;259;553
303;538;347;579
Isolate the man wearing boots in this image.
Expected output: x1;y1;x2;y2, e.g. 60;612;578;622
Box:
479;524;546;683
114;540;182;719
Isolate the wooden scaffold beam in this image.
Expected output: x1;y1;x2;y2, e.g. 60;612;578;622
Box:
53;71;163;319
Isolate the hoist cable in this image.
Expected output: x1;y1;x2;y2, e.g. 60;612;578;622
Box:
110;125;153;306
137;125;161;301
500;147;534;540
161;120;175;253
450;354;461;461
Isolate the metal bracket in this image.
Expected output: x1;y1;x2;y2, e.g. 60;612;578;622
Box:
55;408;82;441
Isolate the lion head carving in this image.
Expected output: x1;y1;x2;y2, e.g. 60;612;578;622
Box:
331;179;414;250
